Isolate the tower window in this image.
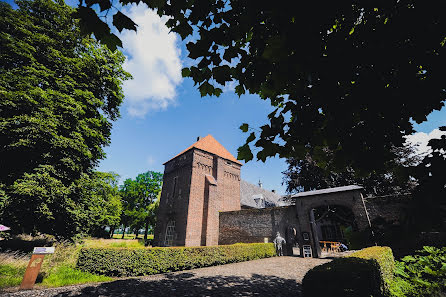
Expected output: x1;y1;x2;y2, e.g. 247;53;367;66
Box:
172;176;178;198
164;220;176;246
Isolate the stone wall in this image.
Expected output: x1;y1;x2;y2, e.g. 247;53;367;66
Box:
219;206;297;245
364;195;410;224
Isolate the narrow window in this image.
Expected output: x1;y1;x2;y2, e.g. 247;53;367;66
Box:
172;176;178;198
164;220;176;246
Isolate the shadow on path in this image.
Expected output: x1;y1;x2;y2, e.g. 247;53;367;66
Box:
54;273;301;297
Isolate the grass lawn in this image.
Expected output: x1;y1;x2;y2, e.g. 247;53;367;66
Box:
40;265;112;287
0;235;157;290
0;239;116;290
83;238;145;249
111;234;154;240
0;251;28;289
0;263;26;289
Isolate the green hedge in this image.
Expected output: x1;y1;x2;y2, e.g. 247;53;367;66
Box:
303;246;395;297
76;243;276;276
348;246;395;290
303;257;384;297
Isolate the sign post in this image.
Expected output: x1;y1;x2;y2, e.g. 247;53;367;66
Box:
20;247;55;290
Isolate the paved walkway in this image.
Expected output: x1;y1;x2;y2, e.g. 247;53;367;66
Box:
3;257;331;297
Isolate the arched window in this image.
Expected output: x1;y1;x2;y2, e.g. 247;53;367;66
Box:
164;220;176;246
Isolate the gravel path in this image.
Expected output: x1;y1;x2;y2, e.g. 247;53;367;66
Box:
2;256;332;297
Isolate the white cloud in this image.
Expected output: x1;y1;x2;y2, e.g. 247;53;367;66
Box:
405;129;446;156
222;80;237;92
147;155;155;166
118;4;182;117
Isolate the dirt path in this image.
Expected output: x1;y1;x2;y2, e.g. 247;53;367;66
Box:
2;256;331;297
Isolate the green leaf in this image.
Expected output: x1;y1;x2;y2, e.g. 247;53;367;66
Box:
212;65;231;85
85;0;111;12
246;132;255;143
199;81;214;97
235;85;245;96
214;87;223;97
239;123;249;132
171;22;193;39
181;67;191;77
237;144;253;162
113;11;137;33
99;33;122;51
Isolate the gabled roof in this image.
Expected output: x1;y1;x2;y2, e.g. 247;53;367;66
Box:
289;185;363;198
240;180;282;208
165;135;242;165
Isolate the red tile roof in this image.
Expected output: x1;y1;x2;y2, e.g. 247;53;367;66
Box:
165;135;242;165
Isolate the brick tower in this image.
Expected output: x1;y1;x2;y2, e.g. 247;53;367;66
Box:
153;135;242;247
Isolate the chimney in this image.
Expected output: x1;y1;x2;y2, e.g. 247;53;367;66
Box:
197;136;201;141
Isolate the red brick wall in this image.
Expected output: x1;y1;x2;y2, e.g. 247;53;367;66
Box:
154;150;193;246
186;149;241;246
154;147;241;247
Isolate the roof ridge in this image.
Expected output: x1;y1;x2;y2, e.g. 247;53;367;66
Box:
164;135;242;165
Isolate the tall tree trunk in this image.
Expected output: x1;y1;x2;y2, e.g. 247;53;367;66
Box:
144;219;149;241
109;226;115;238
121;225;126;239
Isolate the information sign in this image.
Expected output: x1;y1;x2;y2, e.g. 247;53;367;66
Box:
20;247;55;290
303;245;312;258
33;247;55;254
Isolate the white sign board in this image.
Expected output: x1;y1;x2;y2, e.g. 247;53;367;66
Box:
33;247;55;254
303;245;312;258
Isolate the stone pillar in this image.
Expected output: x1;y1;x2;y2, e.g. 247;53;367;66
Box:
309;208;322;258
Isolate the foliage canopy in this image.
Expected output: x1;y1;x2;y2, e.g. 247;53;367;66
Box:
283;145;420;196
0;0;130;237
76;0;445;176
119;171;163;240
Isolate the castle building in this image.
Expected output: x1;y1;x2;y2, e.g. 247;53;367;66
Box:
154;135;386;258
154;135;243;247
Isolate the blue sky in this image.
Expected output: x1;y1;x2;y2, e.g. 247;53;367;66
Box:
6;1;446;194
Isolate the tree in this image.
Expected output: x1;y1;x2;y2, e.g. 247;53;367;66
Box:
75;172;122;237
0;0;130;237
75;0;445;231
119;171;163;241
76;0;445;177
283;145;421;196
410;127;446;231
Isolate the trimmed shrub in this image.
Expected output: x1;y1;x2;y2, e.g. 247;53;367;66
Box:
303;246;395;297
76;243;275;276
348;246;395;291
302;257;384;297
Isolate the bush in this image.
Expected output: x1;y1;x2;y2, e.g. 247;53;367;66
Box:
303;246;394;297
390;246;446;297
77;243;276;276
348;246;395;291
303;257;384;297
0;234;56;253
